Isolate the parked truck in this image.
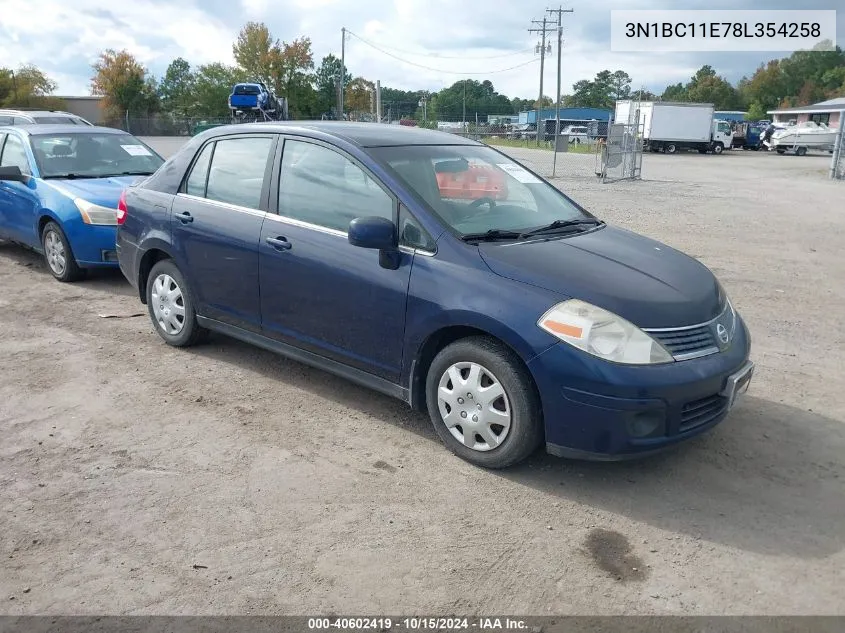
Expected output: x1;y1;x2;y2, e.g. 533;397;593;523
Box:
614;101;734;154
227;81;289;122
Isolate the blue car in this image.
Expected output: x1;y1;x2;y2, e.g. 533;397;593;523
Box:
116;122;753;468
0;125;164;281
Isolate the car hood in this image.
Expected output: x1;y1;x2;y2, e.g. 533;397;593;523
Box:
477;225;721;328
44;175;144;207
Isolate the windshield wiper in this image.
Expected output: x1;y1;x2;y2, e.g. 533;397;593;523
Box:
518;218;603;239
42;173;83;180
114;171;154;176
460;229;523;242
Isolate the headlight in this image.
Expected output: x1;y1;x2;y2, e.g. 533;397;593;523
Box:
717;281;738;338
538;299;674;365
74;198;119;225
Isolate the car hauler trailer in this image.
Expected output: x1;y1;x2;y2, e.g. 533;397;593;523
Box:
615;101;734;154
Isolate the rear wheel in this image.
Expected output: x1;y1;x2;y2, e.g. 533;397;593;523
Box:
795;146;807;156
665;143;677;154
145;259;207;347
425;336;543;469
41;221;85;282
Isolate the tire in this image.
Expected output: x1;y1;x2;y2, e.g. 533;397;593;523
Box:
145;259;207;347
425;336;543;469
776;148;786;154
712;142;724;155
665;144;677;154
795;146;807;157
41;221;85;282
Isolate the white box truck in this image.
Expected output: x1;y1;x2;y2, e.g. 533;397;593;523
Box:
614;101;734;154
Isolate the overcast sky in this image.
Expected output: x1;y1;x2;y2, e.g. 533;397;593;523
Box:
1;0;842;100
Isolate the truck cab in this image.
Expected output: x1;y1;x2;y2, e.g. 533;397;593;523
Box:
711;120;734;153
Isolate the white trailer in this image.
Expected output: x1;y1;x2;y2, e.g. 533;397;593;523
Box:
615;101;734;154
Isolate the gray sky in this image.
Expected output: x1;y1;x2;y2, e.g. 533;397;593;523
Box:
1;0;842;100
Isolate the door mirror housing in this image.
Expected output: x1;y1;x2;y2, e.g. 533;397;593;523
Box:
348;216;397;251
0;165;29;183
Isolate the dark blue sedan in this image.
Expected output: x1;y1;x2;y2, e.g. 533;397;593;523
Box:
116;122;753;468
0;125;164;281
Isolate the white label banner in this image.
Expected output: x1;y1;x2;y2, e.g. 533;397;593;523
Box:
610;10;837;52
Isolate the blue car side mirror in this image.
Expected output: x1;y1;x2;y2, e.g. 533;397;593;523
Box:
348;216;397;251
348;216;400;270
0;166;30;184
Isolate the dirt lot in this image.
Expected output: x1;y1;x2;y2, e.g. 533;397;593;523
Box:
1;141;844;615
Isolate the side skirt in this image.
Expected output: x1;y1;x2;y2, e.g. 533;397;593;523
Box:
196;316;410;403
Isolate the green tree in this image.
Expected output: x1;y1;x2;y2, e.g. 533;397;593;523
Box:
269;36;315;118
745;102;768;120
91;49;159;122
0;64;62;108
662;82;688;101
193;63;245;118
569;70;630;109
159;57;195;116
232;21;276;83
428;79;513;120
314;54;350;114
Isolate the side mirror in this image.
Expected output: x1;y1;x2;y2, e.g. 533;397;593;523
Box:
0;166;29;183
348;216;397;251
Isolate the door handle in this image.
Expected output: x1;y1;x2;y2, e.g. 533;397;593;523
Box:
175;211;193;223
265;236;292;251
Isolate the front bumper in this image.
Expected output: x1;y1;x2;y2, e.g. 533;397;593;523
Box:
64;221;119;268
527;316;753;459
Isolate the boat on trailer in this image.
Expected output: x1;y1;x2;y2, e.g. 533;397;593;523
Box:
767;121;838;155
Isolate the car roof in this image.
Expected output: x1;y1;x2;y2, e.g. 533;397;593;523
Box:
4;124;127;136
0;109;80;117
203;121;480;147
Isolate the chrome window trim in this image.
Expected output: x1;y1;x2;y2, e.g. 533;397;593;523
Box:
175;196;438;257
176;192;266;218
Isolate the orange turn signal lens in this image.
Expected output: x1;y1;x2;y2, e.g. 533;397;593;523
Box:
542;320;583;338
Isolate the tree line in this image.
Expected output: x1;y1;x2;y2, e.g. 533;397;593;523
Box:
2;24;843;124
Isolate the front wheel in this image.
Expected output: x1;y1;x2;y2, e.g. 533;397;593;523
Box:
42;221;85;282
145;259;207;347
425;337;543;469
712;142;724;155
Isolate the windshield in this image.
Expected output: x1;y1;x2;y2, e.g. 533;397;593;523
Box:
31;132;164;179
369;144;594;237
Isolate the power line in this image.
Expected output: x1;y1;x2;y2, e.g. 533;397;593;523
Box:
346;31;539;75
341;36;534;60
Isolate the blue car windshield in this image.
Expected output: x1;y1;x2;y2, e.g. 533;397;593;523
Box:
369;144;594;236
30;133;165;179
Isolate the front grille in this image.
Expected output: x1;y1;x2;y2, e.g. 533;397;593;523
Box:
680;393;728;432
650;326;718;360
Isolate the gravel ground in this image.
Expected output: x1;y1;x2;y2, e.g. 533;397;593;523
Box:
1;139;843;615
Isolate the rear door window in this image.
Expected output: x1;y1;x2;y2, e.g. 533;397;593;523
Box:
205;136;273;209
184;142;214;197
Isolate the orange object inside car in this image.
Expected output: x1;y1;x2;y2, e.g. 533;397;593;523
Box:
436;164;509;200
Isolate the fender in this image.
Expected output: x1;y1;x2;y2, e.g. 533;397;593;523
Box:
133;234;178;303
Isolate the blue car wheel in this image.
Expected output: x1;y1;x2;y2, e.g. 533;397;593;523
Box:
41;221;85;283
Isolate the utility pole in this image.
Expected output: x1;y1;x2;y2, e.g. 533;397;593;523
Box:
339;27;346;118
462;79;467;133
547;7;573;142
529;17;554;144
